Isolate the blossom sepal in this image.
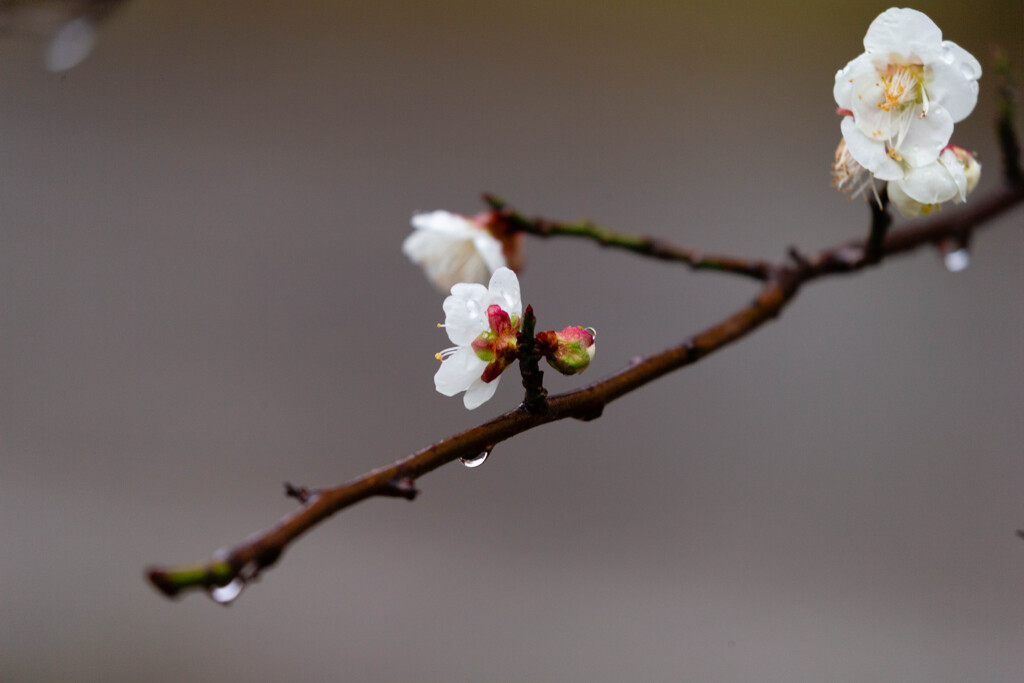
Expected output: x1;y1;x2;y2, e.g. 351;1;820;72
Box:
535;326;596;375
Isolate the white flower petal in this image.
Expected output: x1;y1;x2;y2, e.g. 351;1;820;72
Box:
939;148;968;202
463;376;500;410
834;53;874;107
841;117;903;180
473;233;507;273
434;347;487;397
410;211;476;237
849;71;898;138
486;267;522;317
895;161;960;204
927;54;980;123
898;104;953;167
887;180;934;218
863;8;942;57
443;283;490;344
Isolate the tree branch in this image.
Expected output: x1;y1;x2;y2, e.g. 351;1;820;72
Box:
483;193;774;280
147;176;1024;601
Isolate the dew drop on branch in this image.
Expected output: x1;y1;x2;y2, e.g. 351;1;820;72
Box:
461;447;492;468
208;578;245;605
943;247;970;272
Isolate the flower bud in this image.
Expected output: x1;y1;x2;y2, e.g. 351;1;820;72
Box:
536;326;596;375
945;145;981;198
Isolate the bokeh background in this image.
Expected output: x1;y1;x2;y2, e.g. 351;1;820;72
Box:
2;1;1022;680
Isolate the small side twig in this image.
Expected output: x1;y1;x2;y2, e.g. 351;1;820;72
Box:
483;193;773;280
283;482;314;504
381;477;419;500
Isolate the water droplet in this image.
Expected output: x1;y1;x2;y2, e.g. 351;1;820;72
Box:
46;17;97;72
461;447;492;468
960;62;979;80
940;44;955;64
943;248;970;272
209;578;245;605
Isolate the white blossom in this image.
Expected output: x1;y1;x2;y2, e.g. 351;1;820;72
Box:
834;8;981;182
888;145;981;217
434;267;522;410
403;211;506;292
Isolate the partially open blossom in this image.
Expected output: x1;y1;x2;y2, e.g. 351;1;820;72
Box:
888;145;981;217
434;267;522;410
834;8;981;182
403;210;511;292
536;326;596;375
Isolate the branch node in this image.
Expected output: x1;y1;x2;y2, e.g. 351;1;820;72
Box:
383;476;419;500
146;568;182;599
787;246;810;270
283;482;315;504
573;404;604;422
481;192;506;211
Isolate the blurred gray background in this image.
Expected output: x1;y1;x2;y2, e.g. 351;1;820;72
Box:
2;1;1023;680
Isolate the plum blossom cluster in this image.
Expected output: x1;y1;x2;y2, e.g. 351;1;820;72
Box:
433;267;595;409
832;7;982;217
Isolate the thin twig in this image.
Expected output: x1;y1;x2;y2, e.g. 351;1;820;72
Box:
146;180;1024;600
483;194;774;281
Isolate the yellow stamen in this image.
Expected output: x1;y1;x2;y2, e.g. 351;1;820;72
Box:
876;66;919;112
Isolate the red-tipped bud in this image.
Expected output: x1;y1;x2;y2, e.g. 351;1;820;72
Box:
536;326;596;375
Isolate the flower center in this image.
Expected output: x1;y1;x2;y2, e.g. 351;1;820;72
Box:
876;66;920;112
875;65;928;152
470;305;521;382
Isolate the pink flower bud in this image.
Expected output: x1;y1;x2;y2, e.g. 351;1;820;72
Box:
536;326;596;375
